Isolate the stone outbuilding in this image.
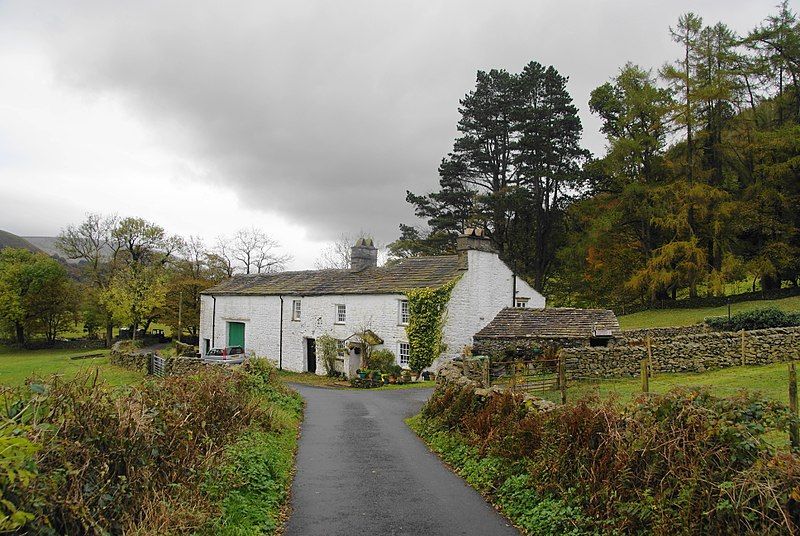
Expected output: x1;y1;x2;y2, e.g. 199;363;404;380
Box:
472;307;621;358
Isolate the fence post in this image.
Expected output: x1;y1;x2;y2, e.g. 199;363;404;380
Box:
790;363;799;451
641;359;649;393
741;329;746;366
558;352;567;405
483;357;490;388
646;335;654;378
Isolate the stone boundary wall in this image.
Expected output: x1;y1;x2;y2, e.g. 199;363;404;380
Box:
562;326;800;378
622;325;710;341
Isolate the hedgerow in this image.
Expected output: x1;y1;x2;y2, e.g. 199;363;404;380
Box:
706;306;800;331
416;383;800;534
1;358;301;535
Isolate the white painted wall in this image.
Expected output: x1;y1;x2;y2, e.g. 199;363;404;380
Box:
199;248;545;374
437;249;543;368
200;292;411;373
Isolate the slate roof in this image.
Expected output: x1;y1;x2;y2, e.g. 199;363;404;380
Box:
475;307;621;339
202;255;465;296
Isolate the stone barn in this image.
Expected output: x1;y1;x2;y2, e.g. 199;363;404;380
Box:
472;307;621;358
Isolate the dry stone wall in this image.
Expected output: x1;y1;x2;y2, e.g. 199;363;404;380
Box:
561;326;800;378
622;324;710;341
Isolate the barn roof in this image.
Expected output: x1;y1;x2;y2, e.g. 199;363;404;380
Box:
202;255;465;296
475;307;621;339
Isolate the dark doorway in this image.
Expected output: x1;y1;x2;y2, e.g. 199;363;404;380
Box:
306;338;317;373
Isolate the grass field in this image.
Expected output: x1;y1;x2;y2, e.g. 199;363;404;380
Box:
0;346;143;387
618;294;800;329
531;362;795;407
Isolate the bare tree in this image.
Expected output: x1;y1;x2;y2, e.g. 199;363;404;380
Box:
314;233;387;269
208;236;236;278
231;227;290;274
314;233;355;269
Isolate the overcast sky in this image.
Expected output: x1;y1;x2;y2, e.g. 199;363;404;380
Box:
0;0;781;268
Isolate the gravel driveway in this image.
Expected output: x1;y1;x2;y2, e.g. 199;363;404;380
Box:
284;384;519;536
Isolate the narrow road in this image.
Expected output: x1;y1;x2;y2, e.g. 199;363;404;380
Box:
284;385;519;536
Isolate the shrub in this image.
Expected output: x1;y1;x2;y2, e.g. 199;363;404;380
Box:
1;359;299;534
316;335;340;377
367;348;396;372
706;307;800;331
417;383;800;534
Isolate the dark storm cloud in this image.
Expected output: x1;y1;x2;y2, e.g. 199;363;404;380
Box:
9;0;775;242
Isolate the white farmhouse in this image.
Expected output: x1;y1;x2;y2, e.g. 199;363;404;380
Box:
198;229;544;374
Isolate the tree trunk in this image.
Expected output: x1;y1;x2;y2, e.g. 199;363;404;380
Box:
14;323;24;345
105;323;114;348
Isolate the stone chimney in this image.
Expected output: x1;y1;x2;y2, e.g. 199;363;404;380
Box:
456;228;495;267
350;237;378;271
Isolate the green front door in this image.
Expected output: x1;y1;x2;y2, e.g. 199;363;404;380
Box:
228;322;245;347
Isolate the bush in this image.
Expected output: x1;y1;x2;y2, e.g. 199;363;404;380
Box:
705;307;800;331
316;335;340;377
1;358;301;534
367;348;396;372
417;383;800;534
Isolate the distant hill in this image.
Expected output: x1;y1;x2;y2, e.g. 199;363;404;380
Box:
22;236;69;260
0;230;44;253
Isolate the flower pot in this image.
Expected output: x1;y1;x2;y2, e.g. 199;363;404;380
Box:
358;371;367;379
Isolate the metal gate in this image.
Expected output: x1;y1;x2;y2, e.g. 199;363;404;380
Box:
151;355;166;377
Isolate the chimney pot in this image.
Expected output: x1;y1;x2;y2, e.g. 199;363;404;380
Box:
350;237;378;271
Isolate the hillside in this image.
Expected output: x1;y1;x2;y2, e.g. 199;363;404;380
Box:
619;295;800;330
0;229;44;253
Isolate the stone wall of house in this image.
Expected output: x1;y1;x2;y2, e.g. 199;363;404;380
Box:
560;326;800;378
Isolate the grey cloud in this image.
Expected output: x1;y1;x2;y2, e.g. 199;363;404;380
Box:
6;0;776;242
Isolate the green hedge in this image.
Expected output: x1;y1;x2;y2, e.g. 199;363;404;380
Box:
705;307;800;331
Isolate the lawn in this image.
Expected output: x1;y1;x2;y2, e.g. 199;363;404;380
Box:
540;362;796;406
277;370;435;390
0;345;143;387
618;294;800;329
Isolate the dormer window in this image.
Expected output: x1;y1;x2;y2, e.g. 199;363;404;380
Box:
515;297;529;308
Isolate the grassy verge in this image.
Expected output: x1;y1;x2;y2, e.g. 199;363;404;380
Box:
278;370;435;390
208;372;303;535
618;295;800;329
410;383;799;534
407;414;593;535
2;359;303;535
0;346;142;387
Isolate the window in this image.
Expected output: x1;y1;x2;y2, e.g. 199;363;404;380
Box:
336;339;347;355
335;304;346;324
514;298;529;308
398;299;409;325
399;342;410;366
292;299;301;321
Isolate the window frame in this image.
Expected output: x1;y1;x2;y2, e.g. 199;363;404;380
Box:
398;299;409;325
398;342;410;366
292;299;301;321
514;297;529;308
335;304;347;324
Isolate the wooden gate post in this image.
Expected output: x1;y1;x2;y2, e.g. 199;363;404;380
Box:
641;359;649;393
741;329;746;366
483;357;490;388
558;352;567;405
646;335;654;379
789;363;799;451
